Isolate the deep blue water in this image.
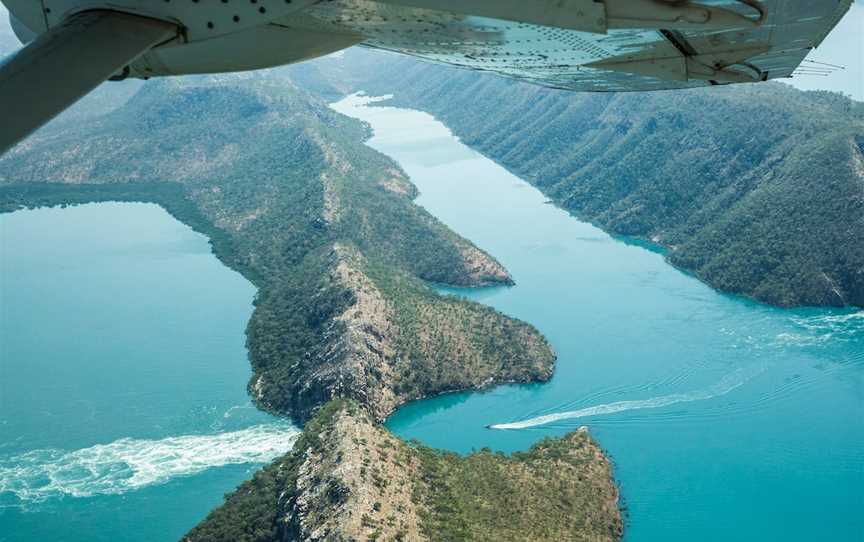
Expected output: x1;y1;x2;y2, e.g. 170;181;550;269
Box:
333;95;864;541
0;202;298;542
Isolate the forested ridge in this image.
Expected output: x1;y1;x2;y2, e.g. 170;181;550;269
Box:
0;74;553;423
292;49;864;308
184;399;622;542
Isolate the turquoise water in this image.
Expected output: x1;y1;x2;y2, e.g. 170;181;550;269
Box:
333;95;864;541
2;104;862;542
0;202;299;542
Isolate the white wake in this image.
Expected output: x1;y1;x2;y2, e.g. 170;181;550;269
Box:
490;367;762;430
0;423;299;502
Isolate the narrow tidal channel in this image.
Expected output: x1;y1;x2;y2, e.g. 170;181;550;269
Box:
332;94;864;542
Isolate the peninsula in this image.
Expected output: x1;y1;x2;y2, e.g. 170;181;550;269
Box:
0;76;554;422
0;74;622;540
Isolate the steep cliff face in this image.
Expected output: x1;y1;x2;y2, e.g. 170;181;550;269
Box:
254;242;552;423
183;401;623;542
0;75;553;424
279;405;427;541
289;49;864;308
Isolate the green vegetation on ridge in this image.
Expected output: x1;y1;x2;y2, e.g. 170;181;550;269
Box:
184;400;622;542
0;74;553;423
293;49;864;308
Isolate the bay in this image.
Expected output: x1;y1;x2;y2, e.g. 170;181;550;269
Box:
0;202;298;542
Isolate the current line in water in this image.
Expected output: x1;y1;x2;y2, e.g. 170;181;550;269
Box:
489;366;764;430
0;423;299;503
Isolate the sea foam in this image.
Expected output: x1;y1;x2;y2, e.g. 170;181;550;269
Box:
0;423;299;503
490;366;763;430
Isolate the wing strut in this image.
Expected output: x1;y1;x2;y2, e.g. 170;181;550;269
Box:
0;10;178;155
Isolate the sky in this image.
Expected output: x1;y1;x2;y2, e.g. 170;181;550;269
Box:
0;2;861;100
784;1;863;101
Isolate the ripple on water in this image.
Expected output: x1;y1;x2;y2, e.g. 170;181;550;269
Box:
491;365;768;430
0;423;299;504
781;310;864;346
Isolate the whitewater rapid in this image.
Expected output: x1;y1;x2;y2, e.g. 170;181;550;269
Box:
490;366;765;430
0;423;299;503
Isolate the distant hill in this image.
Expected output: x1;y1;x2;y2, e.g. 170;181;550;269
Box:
294;49;864;308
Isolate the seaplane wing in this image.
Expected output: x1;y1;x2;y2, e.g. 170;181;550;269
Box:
0;0;853;154
292;0;853;90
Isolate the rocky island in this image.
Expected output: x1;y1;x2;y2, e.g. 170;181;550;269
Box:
184;400;623;542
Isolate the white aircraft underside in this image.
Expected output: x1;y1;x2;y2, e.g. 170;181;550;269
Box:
0;0;854;154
